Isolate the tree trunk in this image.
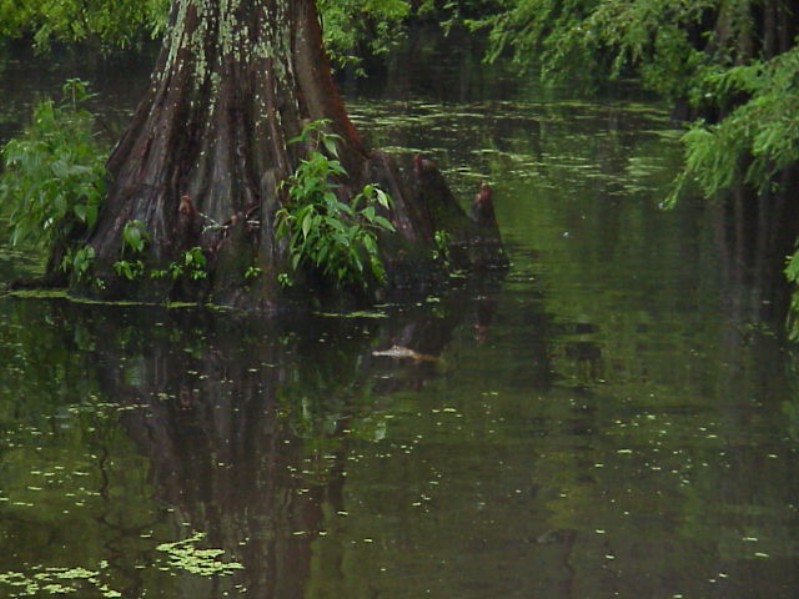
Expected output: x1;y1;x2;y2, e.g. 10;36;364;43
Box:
79;0;505;313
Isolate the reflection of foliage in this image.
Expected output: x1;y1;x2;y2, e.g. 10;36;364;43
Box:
276;387;392;490
782;399;799;442
277;344;389;444
0;302;166;591
783;354;799;442
785;253;799;339
432;229;452;265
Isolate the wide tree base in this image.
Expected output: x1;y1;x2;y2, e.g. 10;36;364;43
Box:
66;150;506;316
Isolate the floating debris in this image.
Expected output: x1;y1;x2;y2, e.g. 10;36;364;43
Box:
371;345;441;363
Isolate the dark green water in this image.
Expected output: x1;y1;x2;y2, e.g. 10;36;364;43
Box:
1;39;799;598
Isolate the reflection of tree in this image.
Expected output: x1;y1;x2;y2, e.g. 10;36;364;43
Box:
77;278;502;597
364;25;518;104
86;311;327;598
712;179;799;327
708;180;799;419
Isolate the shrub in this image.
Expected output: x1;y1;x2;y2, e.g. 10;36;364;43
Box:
0;78;107;277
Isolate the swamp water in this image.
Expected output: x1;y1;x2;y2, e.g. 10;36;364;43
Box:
1;39;799;598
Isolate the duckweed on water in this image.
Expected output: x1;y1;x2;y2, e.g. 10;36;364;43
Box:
0;565;121;597
156;532;244;577
0;535;244;596
315;309;389;319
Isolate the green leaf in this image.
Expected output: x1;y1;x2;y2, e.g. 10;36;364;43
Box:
375;188;391;208
322;136;339;158
73;203;87;222
85;203;98;228
302;212;314;239
51;159;71;179
374;216;396;232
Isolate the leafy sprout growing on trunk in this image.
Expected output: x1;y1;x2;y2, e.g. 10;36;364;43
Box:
275;120;396;289
113;220;148;280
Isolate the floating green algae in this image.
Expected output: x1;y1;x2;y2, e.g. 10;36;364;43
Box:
156;532;245;577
